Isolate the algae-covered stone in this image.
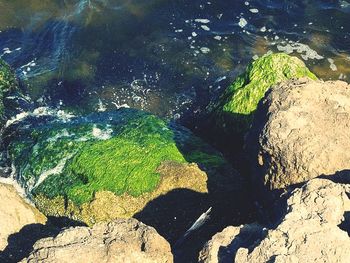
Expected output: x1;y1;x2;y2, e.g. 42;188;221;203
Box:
0;59;19;128
5;108;237;225
210;53;317;135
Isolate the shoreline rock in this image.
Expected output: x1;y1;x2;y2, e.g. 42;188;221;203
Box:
3;108;241;231
21;218;173;263
0;182;47;251
209;53;316;137
199;178;350;263
246;78;350;190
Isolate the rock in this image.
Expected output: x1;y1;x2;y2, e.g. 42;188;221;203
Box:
246;78;350;190
198;224;262;263
0;59;22;129
209;53;316;136
4;108;240;225
0;182;47;251
21;218;173;263
199;179;350;263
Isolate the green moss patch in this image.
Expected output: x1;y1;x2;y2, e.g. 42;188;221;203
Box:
0;59;18;122
6;109;227;206
211;53;317;134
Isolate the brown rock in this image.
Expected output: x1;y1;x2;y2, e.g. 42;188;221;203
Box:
22;218;173;263
0;182;46;251
199;179;350;263
246;78;350;190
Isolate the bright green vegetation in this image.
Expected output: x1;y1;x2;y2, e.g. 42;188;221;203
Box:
0;59;18;122
8;109;226;205
212;53;317;133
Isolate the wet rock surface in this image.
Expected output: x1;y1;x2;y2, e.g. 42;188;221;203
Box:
3;108;241;228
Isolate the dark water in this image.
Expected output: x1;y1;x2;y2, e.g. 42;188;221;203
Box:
1;0;350;118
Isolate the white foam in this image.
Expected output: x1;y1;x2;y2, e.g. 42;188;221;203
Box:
238;18;248;28
32;154;74;190
92;125;113;140
201;25;210;31
276;42;324;60
249;8;259;13
200;47;210;54
5;112;30;127
5;107;75;128
97;99;107;112
328;58;338;71
194;19;210;24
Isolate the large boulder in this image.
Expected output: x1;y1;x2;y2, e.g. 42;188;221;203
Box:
21;218;173;263
0;182;47;251
199;179;350;263
4;108;240;226
246;78;350;190
209;53;316;136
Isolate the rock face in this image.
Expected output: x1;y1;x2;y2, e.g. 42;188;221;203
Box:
3;108;239;225
246;78;350;190
0;182;47;251
22;218;173;263
210;53;317;135
199;179;350;263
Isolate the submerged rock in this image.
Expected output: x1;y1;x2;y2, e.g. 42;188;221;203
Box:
0;182;46;251
209;53;316;136
4;108;240;225
246;78;350;190
0;59;19;129
21;218;173;263
199;179;350;263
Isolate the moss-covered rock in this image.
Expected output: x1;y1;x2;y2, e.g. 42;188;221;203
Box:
5;109;238;225
210;53;317;135
0;59;19;128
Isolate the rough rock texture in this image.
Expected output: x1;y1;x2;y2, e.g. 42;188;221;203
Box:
22;218;173;263
0;182;47;251
198;224;263;263
246;78;350;190
3;108;240;225
209;53;317;135
199;179;350;263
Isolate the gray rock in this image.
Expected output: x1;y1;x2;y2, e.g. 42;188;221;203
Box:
246;78;350;190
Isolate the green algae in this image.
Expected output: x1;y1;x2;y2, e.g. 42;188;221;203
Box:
212;53;317;134
7;109;226;206
0;59;18;122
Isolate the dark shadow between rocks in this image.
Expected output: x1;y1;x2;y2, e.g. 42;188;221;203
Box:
134;186;255;263
318;169;350;184
338;211;350;236
0;217;86;263
258;170;350;228
217;224;266;263
190;110;254;175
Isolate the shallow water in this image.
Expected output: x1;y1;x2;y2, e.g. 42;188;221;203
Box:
1;0;350;118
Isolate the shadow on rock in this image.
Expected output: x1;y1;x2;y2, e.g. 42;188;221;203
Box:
0;217;86;263
134;184;255;263
217;224;266;263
